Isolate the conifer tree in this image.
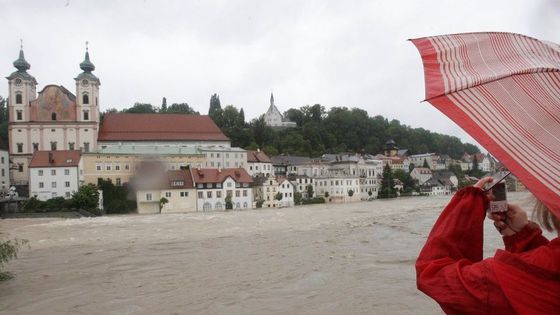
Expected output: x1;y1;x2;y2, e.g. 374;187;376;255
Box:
378;163;397;199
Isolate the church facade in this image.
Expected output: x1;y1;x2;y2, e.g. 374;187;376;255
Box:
7;46;100;185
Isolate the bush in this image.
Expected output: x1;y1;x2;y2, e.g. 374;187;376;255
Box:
301;197;325;205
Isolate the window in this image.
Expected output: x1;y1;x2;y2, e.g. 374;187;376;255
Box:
15;93;22;104
216;191;222;198
83;94;89;104
18;164;23;172
124;164;130;171
16;110;22;120
38;170;44;176
51;169;56;176
17;143;23;153
216;183;222;188
106;164;111;171
235;190;240;197
1;169;3;177
68;142;75;150
65;181;70;187
51;182;57;188
51;141;57;151
180;191;189;197
83;142;90;153
165;192;172;198
115;164;120;171
116;178;121;186
243;202;248;208
39;182;44;188
146;193;152;201
207;191;212;198
243;190;248;197
65;192;71;198
171;180;184;187
83;110;89;120
96;163;102;171
51;113;57;121
198;191;203;199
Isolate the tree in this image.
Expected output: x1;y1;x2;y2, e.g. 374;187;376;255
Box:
393;169;417;192
71;184;99;211
0;239;28;281
161;97;167;112
306;184;314;198
166;103;199;115
423;159;430;168
275;192;283;201
209;93;223;126
348;189;354;197
97;179;134;214
159;197;169;213
294;192;303;205
378;164;397;199
124;103;157;113
225;194;233;210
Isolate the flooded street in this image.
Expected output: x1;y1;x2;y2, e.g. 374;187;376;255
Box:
0;192;536;314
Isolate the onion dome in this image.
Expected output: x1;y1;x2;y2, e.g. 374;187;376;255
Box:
80;50;95;73
13;49;30;72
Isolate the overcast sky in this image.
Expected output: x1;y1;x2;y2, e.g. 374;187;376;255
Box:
1;0;559;148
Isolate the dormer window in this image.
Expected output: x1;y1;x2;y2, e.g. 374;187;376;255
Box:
83;94;89;105
51;113;57;121
15;93;22;104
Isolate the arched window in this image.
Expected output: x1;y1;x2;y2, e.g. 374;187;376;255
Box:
236;202;240;209
203;202;212;212
51;113;57;121
215;202;223;210
243;202;248;208
82;94;89;104
15;94;22;104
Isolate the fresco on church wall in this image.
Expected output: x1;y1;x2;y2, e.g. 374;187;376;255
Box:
30;85;77;121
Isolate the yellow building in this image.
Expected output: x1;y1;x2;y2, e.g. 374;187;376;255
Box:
82;145;205;186
135;169;197;214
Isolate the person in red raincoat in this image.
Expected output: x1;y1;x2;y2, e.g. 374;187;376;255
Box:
417;177;560;314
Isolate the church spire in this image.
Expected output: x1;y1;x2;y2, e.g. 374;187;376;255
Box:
13;39;30;72
270;91;275;106
79;41;95;73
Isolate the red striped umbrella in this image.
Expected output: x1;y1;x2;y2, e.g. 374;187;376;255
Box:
411;32;560;217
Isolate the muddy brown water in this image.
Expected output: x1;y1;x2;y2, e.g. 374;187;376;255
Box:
0;192;543;314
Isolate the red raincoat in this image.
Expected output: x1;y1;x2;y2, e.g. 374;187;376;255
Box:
417;187;560;314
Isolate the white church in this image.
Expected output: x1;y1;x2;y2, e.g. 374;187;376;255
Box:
263;93;296;128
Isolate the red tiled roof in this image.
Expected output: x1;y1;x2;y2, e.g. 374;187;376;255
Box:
166;169;194;189
192;168;253;184
247;150;272;163
29;150;81;168
98;113;229;142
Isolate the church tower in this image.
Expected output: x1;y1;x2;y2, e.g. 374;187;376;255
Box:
75;43;100;125
6;42;37;124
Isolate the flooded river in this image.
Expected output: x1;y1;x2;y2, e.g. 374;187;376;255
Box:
0;192;538;314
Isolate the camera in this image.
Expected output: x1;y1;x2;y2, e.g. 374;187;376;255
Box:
488;182;507;213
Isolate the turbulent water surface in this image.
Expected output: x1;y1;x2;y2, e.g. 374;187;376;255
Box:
0;192;537;314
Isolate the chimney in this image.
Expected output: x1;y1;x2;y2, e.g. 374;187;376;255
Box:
48;152;55;164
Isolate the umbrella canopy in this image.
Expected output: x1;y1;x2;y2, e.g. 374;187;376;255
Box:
411;32;560;217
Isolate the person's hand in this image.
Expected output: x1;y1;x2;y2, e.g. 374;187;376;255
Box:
474;176;494;190
487;204;529;236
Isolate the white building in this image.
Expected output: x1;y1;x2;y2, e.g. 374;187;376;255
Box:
29;150;83;200
247;150;274;177
409;153;437;170
290;175;315;198
276;177;294;207
410;167;432;185
0;148;9;191
192;168;253;211
263;93;296;128
7;47;100;186
198;145;247;169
